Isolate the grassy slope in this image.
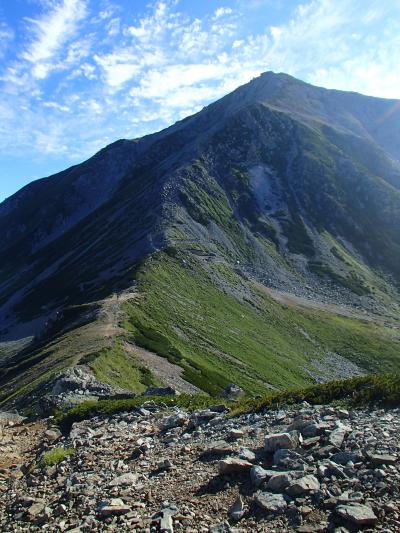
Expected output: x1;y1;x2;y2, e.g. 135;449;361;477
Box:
123;252;400;395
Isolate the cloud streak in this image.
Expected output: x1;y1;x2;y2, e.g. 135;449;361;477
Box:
0;0;399;195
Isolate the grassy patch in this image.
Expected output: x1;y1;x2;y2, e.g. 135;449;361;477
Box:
122;253;400;395
40;447;75;467
232;374;400;416
89;341;160;393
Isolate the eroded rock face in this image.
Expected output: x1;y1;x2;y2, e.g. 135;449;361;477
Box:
1;403;400;531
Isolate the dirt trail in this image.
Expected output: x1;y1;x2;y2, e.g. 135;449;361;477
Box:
124;342;201;394
0;419;45;473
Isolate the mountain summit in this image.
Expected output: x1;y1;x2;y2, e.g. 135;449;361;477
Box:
1;72;400;407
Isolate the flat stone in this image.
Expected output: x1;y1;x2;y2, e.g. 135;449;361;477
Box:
206;441;233;455
254;492;287;513
369;454;397;466
328;424;351;448
160;413;188;430
336;503;378;526
331;451;363;465
97;498;131;516
219;457;253;475
109;473;138;486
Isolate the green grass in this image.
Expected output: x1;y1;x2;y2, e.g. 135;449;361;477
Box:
89;341;160;393
55;394;220;432
232;373;400;416
55;374;400;432
40;447;75;467
122;252;400;395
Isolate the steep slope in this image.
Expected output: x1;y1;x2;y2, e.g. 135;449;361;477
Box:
1;72;400;406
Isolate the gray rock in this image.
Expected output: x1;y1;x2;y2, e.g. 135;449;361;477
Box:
160;413;188;430
336;503;378;525
328;424;351;448
97;498;131;516
109;473;138;487
145;386;178;396
220;384;244;400
265;432;299;452
286;475;320;496
273;448;303;467
266;472;292;492
254;492;287;513
369;453;397;466
229;495;245;521
331;451;363;465
239;448;256;462
206;441;233;455
219;458;253;475
250;465;269;487
44;428;62;442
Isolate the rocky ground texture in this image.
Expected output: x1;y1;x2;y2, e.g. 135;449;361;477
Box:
0;402;399;532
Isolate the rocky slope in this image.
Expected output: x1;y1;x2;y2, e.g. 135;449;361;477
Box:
1;72;400;406
1;399;399;532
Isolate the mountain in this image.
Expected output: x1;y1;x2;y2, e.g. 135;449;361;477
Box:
1;72;400;408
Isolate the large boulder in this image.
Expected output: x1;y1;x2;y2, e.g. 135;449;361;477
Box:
265;432;299;453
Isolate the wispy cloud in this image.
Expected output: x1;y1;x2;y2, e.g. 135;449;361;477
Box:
0;0;399;192
22;0;88;79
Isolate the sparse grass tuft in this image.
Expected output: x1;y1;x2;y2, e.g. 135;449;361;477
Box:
40;447;75;467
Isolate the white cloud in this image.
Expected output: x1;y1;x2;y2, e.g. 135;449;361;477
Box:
214;7;233;18
1;0;400;191
22;0;88;79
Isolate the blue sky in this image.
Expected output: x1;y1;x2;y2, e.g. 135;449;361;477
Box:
0;0;399;202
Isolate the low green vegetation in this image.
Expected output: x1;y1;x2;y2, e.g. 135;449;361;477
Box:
122;252;400;395
55;394;218;432
88;341;159;393
55;374;400;432
40;447;75;467
232;373;400;416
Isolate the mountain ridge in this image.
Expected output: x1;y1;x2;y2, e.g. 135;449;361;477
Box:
1;71;400;408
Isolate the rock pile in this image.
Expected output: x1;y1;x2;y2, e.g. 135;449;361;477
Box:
0;402;399;532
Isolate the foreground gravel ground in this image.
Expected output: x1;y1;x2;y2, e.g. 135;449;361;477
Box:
1;402;399;532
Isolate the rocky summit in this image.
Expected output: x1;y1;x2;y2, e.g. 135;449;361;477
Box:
1;401;399;532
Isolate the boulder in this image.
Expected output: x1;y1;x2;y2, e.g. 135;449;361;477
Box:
266;473;292;492
254;492;287;513
265;432;299;453
220;384;245;400
286;475;320;496
336;503;378;526
219;458;253;475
